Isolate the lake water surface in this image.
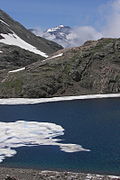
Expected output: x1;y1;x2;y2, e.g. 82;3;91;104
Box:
0;98;120;175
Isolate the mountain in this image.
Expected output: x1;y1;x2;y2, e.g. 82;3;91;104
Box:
30;25;72;48
1;38;120;98
0;9;63;70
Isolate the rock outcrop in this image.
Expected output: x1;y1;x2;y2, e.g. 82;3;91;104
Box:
0;38;120;97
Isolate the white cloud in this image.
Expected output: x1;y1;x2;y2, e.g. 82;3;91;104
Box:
34;26;102;48
32;0;120;48
66;0;120;47
66;26;102;47
102;0;120;38
31;28;44;37
32;28;56;41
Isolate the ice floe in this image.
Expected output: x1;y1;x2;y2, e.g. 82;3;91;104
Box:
0;121;90;162
0;93;120;105
108;175;120;179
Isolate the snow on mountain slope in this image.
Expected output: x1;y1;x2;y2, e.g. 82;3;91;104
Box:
0;32;48;57
8;67;25;73
0;9;62;58
30;25;72;48
45;25;72;47
49;53;63;59
0;17;49;57
47;25;65;33
31;25;102;48
0;19;9;26
43;53;63;62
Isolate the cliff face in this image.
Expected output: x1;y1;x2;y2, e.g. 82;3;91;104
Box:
0;38;120;98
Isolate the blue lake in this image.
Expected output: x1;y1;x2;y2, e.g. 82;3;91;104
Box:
0;98;120;175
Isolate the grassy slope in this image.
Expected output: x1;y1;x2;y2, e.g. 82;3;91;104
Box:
0;38;120;98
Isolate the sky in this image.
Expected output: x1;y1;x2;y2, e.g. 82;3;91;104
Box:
1;0;110;30
1;0;120;47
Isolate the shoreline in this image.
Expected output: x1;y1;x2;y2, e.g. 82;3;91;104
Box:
0;93;120;105
0;167;120;180
0;94;120;179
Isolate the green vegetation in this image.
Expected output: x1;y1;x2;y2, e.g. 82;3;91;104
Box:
1;38;120;98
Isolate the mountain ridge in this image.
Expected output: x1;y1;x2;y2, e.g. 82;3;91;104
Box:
0;9;63;56
0;9;120;98
30;25;72;48
0;9;63;74
0;37;120;98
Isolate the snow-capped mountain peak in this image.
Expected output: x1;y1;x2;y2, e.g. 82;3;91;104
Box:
30;25;72;48
47;25;65;33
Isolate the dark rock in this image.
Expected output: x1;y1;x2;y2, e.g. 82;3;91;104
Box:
5;175;17;180
0;43;44;70
70;70;81;82
1;38;120;98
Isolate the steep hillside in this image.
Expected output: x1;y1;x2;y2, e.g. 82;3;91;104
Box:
0;9;62;57
0;43;44;69
0;9;63;81
0;38;120;98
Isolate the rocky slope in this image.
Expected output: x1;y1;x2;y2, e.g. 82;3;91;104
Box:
0;38;120;98
1;168;120;180
0;43;44;69
0;9;62;56
0;9;63;83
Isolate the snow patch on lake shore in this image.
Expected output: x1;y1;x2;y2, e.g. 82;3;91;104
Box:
0;93;120;105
